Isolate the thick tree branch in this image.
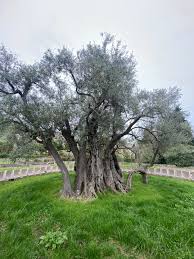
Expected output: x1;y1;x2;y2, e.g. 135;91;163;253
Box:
6;78;16;92
61;119;79;160
107;115;143;151
0;78;30;100
131;126;159;142
68;69;95;101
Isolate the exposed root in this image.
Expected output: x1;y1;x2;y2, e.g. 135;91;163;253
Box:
127;167;149;184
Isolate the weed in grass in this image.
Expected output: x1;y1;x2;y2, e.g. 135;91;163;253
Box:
39;230;68;250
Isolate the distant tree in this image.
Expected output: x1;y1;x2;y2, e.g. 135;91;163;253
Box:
7;130;45;162
0;139;13;158
0;34;188;197
0;125;13;158
137;107;193;165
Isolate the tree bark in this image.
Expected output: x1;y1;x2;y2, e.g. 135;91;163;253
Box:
59;114;145;197
140;172;148;184
62;128;79;161
74;146;88;196
150;146;159;166
112;151;122;177
126;172;133;191
44;139;72;197
128;168;148;184
74;148;126;197
62;121;79;174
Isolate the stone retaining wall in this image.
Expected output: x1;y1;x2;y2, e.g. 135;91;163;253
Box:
0;161;55;168
0;165;61;182
1;164;194;182
147;166;194;181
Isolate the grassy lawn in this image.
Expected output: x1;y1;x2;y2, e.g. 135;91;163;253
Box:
0;174;194;258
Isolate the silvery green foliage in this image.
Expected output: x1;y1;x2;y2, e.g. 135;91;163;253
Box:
0;34;190;152
41;34;183;145
0;45;67;142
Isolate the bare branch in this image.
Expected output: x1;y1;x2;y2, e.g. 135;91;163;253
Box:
131;126;159;142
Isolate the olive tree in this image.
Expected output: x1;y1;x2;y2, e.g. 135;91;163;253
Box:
0;34;187;197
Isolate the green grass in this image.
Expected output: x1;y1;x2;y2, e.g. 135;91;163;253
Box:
1;174;194;258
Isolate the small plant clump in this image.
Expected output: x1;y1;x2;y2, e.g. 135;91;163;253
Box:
39;230;68;250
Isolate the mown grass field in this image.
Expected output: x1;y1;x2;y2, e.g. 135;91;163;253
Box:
1;173;194;258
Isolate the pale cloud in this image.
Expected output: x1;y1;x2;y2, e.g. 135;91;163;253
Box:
0;0;194;125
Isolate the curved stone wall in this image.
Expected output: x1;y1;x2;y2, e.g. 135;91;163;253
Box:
0;164;194;182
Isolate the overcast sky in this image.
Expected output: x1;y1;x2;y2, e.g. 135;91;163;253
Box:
1;0;194;125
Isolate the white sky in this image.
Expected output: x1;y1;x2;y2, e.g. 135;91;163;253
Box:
1;0;194;125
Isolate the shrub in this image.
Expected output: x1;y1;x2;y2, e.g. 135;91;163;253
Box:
0;152;9;158
164;144;194;167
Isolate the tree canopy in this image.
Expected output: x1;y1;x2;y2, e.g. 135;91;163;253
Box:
0;34;192;197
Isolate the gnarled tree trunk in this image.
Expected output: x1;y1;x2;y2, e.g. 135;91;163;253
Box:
61;116;139;198
74;148;126;198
